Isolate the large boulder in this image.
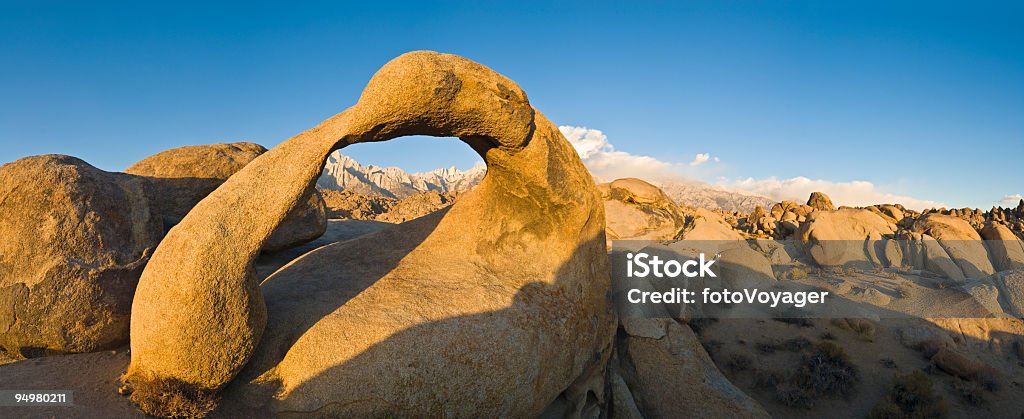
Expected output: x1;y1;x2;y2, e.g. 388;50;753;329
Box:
126;51;615;417
806;191;836;211
617;318;769;418
681;208;744;241
0;155;164;357
912;214;995;279
981;222;1024;271
125;142;327;251
601;178;687;242
795;208;895;268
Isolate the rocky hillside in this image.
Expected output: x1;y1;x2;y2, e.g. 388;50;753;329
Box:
317;151;485;198
658;181;774;213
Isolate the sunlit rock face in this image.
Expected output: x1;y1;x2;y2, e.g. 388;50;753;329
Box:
125;51;614;417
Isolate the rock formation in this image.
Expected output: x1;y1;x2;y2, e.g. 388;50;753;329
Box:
0;155;164;357
912;214;995;279
600;178;688;242
806;191;836;211
124;51;613;417
125;142;328;251
320;188;458;223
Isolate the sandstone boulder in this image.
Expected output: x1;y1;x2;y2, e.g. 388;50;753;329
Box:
806;191;836;211
681;208;744;241
795;208;895;268
617;318;769;418
602;178;687;242
912;214;994;279
125;142;327;251
981;222;1024;271
127;51;615;417
0;155;163;357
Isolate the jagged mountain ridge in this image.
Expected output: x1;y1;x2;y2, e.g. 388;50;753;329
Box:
318;151;773;211
657;182;774;213
317;151;486;199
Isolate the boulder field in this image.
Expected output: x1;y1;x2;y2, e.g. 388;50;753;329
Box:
0;143;326;359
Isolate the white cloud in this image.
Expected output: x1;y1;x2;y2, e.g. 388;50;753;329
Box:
689;153;712;166
558;125;676;181
998;194;1023;207
557;125;944;211
724;176;945;211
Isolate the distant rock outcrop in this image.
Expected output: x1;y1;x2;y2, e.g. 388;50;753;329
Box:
806;191;836;211
0;155;163;357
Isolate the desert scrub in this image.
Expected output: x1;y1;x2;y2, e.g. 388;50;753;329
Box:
895;282;912;299
726;353;753;372
789;267;809;280
766;341;860;408
868;370;948;419
121;376;219;419
780;336;812;352
950;378;986;406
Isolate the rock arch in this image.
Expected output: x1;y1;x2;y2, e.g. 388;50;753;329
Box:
125;51;614;416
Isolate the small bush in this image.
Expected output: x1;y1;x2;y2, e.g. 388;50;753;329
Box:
726;354;753;372
123;377;219;419
753;369;785;389
951;378;986;406
687;317;718;335
780;336;812;352
868;370;948;419
789;267;809;280
895;283;912;299
756;341;777;354
773;341;859;408
820;331;836;340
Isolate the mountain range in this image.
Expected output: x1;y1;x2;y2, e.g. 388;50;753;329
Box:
317;151;773;212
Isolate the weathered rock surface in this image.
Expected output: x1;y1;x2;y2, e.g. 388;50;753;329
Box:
616;318;769;418
0;155;163;357
125;142;327;251
981;222;1024;271
601;178;687;242
806;191;836;211
125;142;266;226
127;51;614;417
795;208;895;268
912;214;995;279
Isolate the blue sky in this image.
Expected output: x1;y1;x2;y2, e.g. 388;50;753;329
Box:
1;1;1020;209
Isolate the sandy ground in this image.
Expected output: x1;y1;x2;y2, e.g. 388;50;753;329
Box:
696;268;1024;418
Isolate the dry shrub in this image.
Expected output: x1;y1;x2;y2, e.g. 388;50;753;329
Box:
753;369;784;389
122;376;219;419
950;378;986;406
831;318;876;340
781;336;812;352
868;370;948;419
789;267;809;280
687;317;717;335
767;341;860;408
727;354;753;372
895;283;912;299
